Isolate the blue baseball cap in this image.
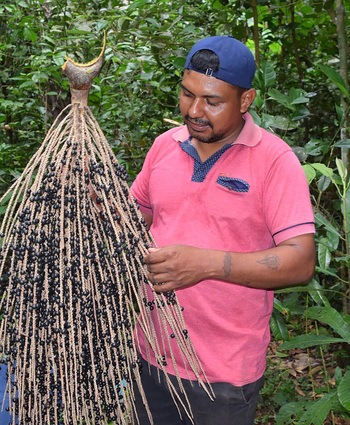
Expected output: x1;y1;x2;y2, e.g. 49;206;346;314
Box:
184;35;255;89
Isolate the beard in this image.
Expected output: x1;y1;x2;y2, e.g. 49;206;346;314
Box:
184;115;225;144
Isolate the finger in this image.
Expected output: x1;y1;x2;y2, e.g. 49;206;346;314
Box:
145;262;166;275
152;282;174;293
144;248;164;265
148;247;159;253
146;270;167;285
145;270;155;282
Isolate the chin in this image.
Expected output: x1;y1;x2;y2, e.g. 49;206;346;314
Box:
193;134;225;144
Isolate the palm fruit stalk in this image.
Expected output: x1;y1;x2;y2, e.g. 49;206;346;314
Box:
0;34;212;425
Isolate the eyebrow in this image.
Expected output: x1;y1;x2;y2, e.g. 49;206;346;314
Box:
180;83;223;100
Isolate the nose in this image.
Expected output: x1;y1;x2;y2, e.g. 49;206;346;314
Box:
188;97;204;118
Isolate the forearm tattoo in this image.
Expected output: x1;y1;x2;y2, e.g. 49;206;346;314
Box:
257;254;280;271
223;253;232;278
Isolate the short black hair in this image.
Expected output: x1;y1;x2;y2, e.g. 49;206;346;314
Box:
189;49;220;73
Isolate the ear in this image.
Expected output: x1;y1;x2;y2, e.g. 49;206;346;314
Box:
240;89;256;114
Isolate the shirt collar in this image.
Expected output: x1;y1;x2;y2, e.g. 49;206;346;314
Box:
172;112;262;147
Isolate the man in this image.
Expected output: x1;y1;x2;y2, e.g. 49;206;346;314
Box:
130;35;315;425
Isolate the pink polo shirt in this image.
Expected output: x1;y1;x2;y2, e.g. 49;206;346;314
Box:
130;112;315;386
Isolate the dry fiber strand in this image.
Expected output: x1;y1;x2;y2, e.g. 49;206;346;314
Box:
0;35;212;425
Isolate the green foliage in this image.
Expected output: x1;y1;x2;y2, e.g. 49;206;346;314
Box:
338;370;350;411
0;0;348;184
276;391;339;425
317;64;350;101
262;63;350;423
0;1;350;424
273;138;350;422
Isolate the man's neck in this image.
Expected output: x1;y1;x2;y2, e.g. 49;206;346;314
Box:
191;121;245;162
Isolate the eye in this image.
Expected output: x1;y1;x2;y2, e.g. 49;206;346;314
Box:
206;99;220;106
182;90;192;98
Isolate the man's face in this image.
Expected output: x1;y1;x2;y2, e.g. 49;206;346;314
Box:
179;70;254;145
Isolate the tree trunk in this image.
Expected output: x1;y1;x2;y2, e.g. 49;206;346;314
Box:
250;0;260;67
290;2;304;88
335;0;350;314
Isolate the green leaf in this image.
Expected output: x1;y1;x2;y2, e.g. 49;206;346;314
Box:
66;29;92;35
280;334;345;350
315;265;340;279
270;308;290;341
317;64;350;100
249;110;261;126
268;88;294;111
300;4;314;14
53;51;67;66
326;228;340;250
273;298;291;318
276;280;332;297
307;306;350;342
289;88;310;105
303;164;316;184
338;369;350;411
336;105;344;123
298;391;338;425
275;401;307;425
334;139;350;148
144;18;160;28
41;35;57;45
118;18;130;31
160;16;182;32
311;163;334;178
268;42;281;54
95;20;108;32
344;186;350;239
270;115;297;130
260;61;276;88
0;100;14;109
291;105;310;121
127;0;147;11
314;212;340;237
23;28;37;43
318;237;332;270
253;90;264;110
304;139;323;156
32;72;48;83
0;190;14;206
317;175;331;191
336;158;347;180
4;5;15;12
212;0;224;10
290;96;310;104
259;113;276;129
306;279;331;307
173;56;186;70
19;80;36;89
254;61;276;92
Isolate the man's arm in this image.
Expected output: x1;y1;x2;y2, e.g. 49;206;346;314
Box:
142;211;153;229
144;233;315;292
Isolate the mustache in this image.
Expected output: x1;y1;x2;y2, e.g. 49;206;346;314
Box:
185;115;213;129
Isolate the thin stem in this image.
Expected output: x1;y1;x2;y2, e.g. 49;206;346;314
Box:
305;294;316;398
314;321;335;425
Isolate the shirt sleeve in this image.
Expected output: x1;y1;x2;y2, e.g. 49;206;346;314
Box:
263;150;315;246
130;142;155;216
